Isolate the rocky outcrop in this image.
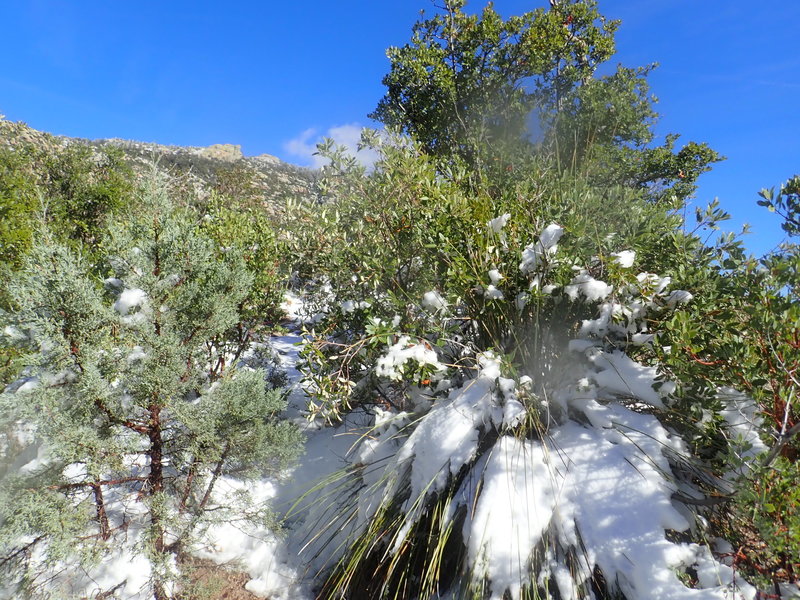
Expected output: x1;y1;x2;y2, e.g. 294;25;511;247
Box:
200;143;243;162
0;117;316;206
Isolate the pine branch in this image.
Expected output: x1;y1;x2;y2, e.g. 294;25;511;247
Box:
168;443;231;553
46;475;148;491
0;536;45;570
178;458;200;512
196;443;231;514
92;396;149;434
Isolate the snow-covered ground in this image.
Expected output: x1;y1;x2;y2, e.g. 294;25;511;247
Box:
2;289;796;600
190;293;373;599
194;292;771;600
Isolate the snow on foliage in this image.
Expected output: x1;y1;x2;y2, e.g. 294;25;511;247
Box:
487;213;511;233
484;284;505;299
519;223;563;277
717;388;769;476
292;331;758;598
274;226;766;600
564;271;613;302
612;249;636;268
374;335;444;381
339;354;758;599
422;290;448;311
112;287;149;324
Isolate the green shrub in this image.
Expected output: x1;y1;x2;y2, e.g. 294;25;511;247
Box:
200;191;287;329
283;134;713;424
658;178;800;588
0;131;135;387
735;458;800;584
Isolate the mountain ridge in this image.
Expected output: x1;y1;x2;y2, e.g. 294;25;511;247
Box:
0;116;316;206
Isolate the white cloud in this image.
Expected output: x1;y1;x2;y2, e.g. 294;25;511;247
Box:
283;123;380;169
283;127;320;166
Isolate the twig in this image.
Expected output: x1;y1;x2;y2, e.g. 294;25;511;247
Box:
671;492;732;506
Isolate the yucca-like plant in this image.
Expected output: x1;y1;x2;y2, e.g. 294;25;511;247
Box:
0;174;302;599
287;221;763;600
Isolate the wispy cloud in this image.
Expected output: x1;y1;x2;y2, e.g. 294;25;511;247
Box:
283;123;380;169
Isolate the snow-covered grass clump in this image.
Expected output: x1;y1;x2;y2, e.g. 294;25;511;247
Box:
302;350;757;599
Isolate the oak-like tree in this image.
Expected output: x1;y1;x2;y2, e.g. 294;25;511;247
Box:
370;0;721;202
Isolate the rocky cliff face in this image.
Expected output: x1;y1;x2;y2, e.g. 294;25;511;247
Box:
0;117;316;206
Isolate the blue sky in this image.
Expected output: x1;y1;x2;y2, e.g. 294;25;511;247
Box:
1;1;798;256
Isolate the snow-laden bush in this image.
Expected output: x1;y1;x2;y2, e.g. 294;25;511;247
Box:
287;214;767;599
273;133;800;597
284;136;697;422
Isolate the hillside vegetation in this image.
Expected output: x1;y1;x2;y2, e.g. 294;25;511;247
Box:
0;1;798;599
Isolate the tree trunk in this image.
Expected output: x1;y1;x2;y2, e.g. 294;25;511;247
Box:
147;404;165;553
147;403;169;600
92;483;110;541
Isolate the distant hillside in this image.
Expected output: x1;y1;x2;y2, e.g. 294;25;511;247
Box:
0;117;316;207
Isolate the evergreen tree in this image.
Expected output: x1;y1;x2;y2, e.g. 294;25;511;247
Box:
0;175;302;599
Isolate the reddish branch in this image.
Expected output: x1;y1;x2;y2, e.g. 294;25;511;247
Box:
684;347;724;367
146;403;165;550
196;443;230;514
178;459;200;512
92;397;149;434
92;484;111;540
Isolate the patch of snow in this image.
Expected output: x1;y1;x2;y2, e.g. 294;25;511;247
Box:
12;378;40;394
589;349;664;408
519;223;563;276
464;437;557;600
127;346;146;362
280;292;304;321
666;289;694;307
113;288;147;315
515;292;528;311
375;336;443;381
484;285;504;300
422;290;447;311
396;366;496;503
103;277;124;292
612;250;636;268
564;271;613;303
193;477;311;600
487;213;511;233
718;388;767;475
2;325;27;343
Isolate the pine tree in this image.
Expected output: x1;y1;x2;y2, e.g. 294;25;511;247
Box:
0;174;302;599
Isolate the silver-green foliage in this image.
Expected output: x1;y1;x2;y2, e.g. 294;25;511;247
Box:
0;175;302;598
